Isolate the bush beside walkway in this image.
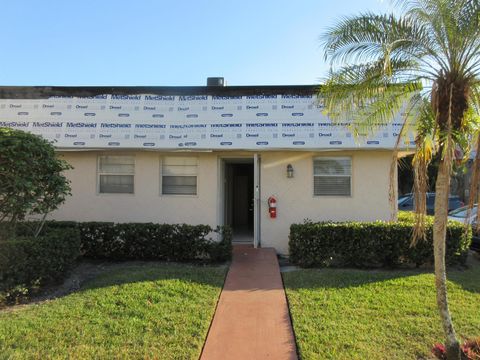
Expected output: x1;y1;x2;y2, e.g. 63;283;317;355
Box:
0;227;81;305
289;211;471;268
1;222;232;305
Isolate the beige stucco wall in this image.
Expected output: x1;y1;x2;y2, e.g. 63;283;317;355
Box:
50;150;394;255
259;151;394;254
50;151;219;227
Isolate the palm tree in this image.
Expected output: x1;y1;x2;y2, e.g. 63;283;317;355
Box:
319;1;480;359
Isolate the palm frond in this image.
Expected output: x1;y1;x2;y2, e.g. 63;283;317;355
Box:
321;1;480;353
321;0;480;244
402;0;480;74
466;85;480;234
320;57;423;136
411;100;436;242
388;94;424;220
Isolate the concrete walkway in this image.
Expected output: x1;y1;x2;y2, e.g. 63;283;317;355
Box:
200;245;298;360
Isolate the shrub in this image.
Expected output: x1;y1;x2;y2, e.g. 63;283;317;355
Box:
289;212;471;268
0;128;72;236
20;221;233;263
0;227;81;305
207;226;233;262
78;222;232;262
432;337;480;359
0;221;231;306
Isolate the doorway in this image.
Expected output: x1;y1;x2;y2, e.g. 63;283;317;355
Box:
224;159;254;243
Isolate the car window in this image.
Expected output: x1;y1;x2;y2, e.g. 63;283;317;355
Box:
449;205;477;217
449;208;468;218
399;197;413;207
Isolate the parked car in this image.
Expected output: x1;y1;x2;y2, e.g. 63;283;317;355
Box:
448;205;479;252
398;192;464;215
398;193;411;204
448;204;477;224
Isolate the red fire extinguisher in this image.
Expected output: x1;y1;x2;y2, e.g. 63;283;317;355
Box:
268;196;277;219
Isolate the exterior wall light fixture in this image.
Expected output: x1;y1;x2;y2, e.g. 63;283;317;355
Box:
286;164;294;178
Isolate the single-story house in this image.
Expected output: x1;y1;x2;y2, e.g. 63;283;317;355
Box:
0;78;413;254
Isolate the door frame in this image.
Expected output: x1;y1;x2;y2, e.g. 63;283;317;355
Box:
217;154;261;247
253;153;261;248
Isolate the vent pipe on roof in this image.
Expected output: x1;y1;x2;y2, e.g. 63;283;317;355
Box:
207;77;226;87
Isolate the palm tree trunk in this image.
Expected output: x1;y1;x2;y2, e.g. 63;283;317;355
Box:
433;152;461;360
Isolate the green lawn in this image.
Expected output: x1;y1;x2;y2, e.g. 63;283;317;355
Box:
283;256;480;360
0;263;226;359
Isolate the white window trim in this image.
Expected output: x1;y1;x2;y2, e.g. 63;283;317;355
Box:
313;156;352;197
97;154;135;195
159;156;199;197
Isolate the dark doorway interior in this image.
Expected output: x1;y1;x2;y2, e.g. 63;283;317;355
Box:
225;161;254;242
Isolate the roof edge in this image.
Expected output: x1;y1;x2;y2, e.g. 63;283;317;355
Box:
0;84;321;99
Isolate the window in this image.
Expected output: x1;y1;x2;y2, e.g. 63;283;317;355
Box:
313;157;351;196
98;155;134;194
161;156;197;195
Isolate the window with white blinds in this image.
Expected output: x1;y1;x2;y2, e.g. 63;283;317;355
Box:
313;157;351;196
98;155;135;194
161;157;198;195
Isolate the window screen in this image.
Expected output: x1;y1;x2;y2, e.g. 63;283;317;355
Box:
98;155;134;194
313;157;351;196
162;157;197;195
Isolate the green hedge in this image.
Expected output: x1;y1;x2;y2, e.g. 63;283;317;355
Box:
1;221;232;306
0;227;81;304
289;212;471;268
79;222;232;262
20;221;233;263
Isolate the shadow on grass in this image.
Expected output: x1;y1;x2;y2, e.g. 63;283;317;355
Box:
284;254;480;294
80;261;227;291
284;267;425;289
447;253;480;293
18;260;228;306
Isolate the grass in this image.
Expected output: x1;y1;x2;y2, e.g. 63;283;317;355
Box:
0;262;226;359
283;256;480;360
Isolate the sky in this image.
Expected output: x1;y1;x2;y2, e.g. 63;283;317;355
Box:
0;0;392;87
